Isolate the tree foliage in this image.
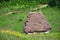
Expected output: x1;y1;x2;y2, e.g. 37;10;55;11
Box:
48;0;56;7
0;0;60;8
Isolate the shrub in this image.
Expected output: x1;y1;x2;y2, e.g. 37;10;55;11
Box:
48;0;56;7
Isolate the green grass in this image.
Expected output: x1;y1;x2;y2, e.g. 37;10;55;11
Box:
41;7;60;33
0;10;29;33
0;32;60;40
0;6;60;40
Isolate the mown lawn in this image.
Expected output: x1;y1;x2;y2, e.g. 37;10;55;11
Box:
41;7;60;33
0;8;29;33
0;6;60;40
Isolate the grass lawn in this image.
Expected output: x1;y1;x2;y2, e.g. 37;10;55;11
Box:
0;6;60;40
41;7;60;33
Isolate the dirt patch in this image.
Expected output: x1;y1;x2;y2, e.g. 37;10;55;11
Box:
24;12;51;34
30;4;48;11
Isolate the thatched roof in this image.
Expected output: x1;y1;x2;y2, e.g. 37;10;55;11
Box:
24;12;51;34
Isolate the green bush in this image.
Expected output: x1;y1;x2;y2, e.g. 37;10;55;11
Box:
56;0;60;7
1;0;60;8
48;0;56;7
0;0;10;2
